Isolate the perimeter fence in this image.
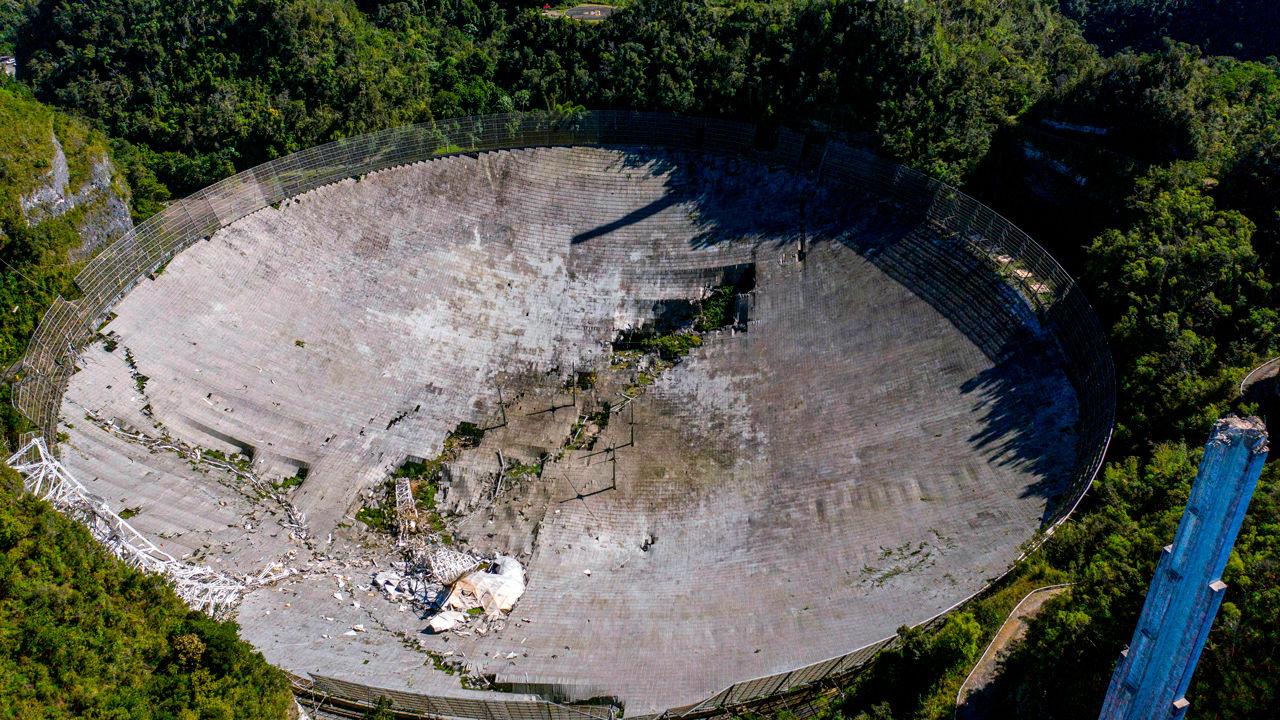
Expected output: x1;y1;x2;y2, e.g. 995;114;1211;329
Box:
7;110;1114;720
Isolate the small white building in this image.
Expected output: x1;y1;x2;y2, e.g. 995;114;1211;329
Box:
0;56;15;79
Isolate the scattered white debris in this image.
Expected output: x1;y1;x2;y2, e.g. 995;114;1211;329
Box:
583;569;592;576
368;565;443;605
429;611;468;633
374;570;402;590
352;623;366;633
333;592;344;600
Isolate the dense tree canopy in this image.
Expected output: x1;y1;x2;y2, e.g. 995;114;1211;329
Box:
17;0;509;192
1058;1;1280;61
14;0;1099;187
510;0;1096;181
0;466;293;719
1088;176;1272;445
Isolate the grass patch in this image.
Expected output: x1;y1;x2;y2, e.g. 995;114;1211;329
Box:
0;85;57;205
695;284;737;331
200;448;254;474
504;456;545;481
612;327;702;361
122;347;149;394
52;111;111;192
273;469;306;491
560;405;613;457
355;504;393;533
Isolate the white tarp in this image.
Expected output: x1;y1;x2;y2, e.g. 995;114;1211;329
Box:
447;555;525;617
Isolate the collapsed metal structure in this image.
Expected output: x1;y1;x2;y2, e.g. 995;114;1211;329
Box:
422;545;484;587
394;477;485;593
5;436;255;615
395;475;417;539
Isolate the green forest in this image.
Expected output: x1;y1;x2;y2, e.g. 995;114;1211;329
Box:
0;466;294;719
1;1;1278;718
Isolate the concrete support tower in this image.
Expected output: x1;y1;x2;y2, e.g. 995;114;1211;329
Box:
1099;416;1268;719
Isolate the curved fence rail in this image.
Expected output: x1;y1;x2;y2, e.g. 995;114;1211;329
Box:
7;111;1114;720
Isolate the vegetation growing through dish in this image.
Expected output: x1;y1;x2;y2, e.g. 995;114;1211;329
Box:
357;421;486;538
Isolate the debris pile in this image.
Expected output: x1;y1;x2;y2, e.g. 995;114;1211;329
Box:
370;554;527;637
446;555;525;618
371;563;445;606
428;610;468;633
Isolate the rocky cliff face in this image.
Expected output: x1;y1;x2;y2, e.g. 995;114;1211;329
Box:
19;131;133;259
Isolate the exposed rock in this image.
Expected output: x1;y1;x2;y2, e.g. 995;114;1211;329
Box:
20;134;70;219
19;131;133;258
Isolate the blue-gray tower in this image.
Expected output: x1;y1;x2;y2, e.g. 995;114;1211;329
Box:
1099;416;1268;719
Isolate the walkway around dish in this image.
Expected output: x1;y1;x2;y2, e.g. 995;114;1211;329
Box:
954;584;1071;719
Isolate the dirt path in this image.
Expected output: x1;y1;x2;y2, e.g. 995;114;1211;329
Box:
954;584;1071;719
542;4;617;22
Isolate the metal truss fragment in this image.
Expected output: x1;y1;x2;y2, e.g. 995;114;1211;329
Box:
391;476;482;584
395;475;417;541
422;545;484;586
4;436;280;616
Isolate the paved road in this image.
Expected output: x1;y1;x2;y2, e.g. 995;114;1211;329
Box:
1239;356;1280;431
955;584;1071;719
